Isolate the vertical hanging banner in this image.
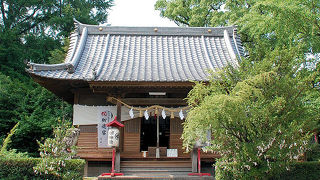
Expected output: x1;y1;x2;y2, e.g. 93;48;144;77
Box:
97;107;114;148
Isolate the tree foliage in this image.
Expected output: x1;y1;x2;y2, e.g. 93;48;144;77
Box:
184;69;318;179
156;0;320;179
34;119;79;178
155;0;320;60
0;0;113;156
0;72;73;156
0;0;113;68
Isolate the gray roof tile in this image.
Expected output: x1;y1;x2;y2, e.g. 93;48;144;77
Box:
28;21;244;82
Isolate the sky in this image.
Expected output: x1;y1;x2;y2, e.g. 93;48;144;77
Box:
107;0;177;27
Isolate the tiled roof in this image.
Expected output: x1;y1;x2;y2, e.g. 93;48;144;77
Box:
27;20;244;82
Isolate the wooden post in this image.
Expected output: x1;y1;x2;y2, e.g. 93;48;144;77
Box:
74;91;80;104
116;101;121;172
156;113;160;158
157;113;160;147
115;147;121;172
116;101;122;124
188;148;211;176
191;147;197;173
84;160;88;177
116;101;124;152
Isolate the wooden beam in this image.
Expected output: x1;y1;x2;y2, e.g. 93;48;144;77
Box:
122;98;187;106
91;87;191;96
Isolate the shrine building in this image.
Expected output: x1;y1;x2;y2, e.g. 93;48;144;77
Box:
27;20;244;177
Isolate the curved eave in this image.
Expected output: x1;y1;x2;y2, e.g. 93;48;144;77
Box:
28;68;199;88
27;68;200;103
27;70;88;104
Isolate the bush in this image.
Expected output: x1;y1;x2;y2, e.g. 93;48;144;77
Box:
216;161;320;180
0;158;85;180
215;161;235;180
33;120;80;178
306;143;320;161
272;161;320;180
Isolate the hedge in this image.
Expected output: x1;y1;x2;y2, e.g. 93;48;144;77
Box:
0;158;85;180
272;161;320;180
216;161;320;180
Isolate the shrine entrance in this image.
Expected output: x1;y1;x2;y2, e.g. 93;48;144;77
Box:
140;116;170;152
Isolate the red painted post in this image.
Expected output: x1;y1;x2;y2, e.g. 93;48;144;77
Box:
101;147;124;177
188;147;211;177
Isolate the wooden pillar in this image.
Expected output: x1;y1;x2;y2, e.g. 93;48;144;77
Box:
84;160;88;177
116;101;122;172
191;148;198;173
117;101;124;152
157;113;160;147
116;101;122;123
74;91;80;104
115;147;121;172
156;113;160;158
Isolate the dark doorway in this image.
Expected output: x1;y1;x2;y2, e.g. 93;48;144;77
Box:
140;116;156;151
159;116;170;148
140;116;170;151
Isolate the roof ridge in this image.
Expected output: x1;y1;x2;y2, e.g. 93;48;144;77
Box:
74;19;236;37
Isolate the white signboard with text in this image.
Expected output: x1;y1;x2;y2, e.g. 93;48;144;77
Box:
97;107;114;148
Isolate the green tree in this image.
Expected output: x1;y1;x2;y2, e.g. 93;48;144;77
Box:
155;0;224;27
0;0;114;156
156;0;320;179
0;72;73;156
155;0;320;63
184;69;318;179
0;0;114;69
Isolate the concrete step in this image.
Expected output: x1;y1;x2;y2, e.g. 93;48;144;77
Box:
123;171;193;176
120;160;192;168
98;173;215;179
121;167;192;172
117;160;197;179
